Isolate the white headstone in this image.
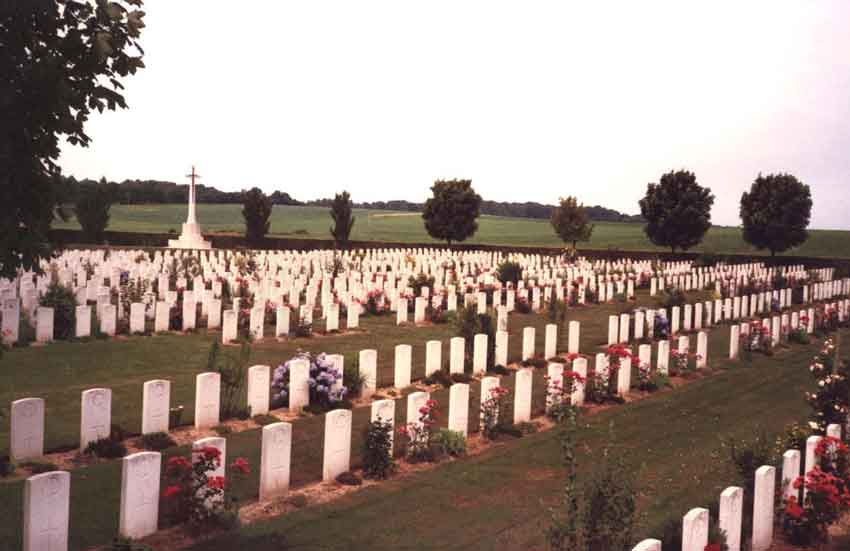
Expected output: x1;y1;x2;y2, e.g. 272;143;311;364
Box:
247;365;271;416
260;422;292;501
752;465;775;551
289;359;310;412
323;409;353;481
11;397;45;461
23;471;70;551
142;379;171;434
80;388;112;450
394;344;413;388
448;383;470;437
425;340;442;377
359;349;377;398
513;368;533;423
194;372;221;429
119;451;161;539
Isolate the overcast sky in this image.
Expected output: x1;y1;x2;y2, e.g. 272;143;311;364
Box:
59;1;850;229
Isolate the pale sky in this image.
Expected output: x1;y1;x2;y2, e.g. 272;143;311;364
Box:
59;1;850;229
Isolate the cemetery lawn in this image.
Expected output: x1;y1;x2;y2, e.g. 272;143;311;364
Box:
53;203;850;257
190;340;830;551
0;293;828;550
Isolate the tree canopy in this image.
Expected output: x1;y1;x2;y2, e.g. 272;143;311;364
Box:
550;196;594;248
740;173;812;256
1;0;145;278
638;170;714;253
422;179;482;246
329;191;355;248
242;188;272;246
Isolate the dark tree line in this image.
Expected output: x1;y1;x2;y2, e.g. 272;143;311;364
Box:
61;176;300;206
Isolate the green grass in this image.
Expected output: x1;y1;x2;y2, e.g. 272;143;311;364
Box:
0;289;831;550
188;341;825;551
53;204;850;257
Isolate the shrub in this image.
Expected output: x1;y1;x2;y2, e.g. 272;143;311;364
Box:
0;455;13;478
806;338;850;433
39;281;77;340
407;273;435;297
107;537;154;551
496;261;523;286
546;298;567;326
271;352;347;411
140;431;176;451
453;305;496;370
169;406;185;428
206;340;251;420
432;428;467;457
252;414;279;427
480;386;511;440
19;460;58;474
398;399;439;463
363;419;396;480
212;424;233;436
84;435;127;459
727;431;775;499
423;369;453;388
658;287;686;308
335;471;363;486
161;448;251;531
364;290;389;316
342;355;367;398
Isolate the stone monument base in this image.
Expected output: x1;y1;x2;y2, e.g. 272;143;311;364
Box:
168;222;212;250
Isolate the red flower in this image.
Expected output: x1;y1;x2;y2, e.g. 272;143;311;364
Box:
167;456;191;472
207;475;226;490
162;485;182;499
198;446;221;461
229;457;251;475
704;544;722;551
784;496;804;520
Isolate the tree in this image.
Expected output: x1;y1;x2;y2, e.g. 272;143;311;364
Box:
422;179;482;246
638;170;714;253
1;1;146;278
740;173;812;257
75;179;114;243
329;191;355;248
242;187;272;246
550;196;594;249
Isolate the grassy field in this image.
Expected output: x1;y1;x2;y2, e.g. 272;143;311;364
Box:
0;288;831;550
53;204;850;257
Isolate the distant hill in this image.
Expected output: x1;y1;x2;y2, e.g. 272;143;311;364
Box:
62;176;642;223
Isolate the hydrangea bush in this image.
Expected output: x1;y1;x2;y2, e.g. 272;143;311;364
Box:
271;352;348;411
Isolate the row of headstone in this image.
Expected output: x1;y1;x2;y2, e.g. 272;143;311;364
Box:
631;425;843;551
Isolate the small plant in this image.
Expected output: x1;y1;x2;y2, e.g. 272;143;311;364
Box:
212;424;233;436
84;436;128;459
546;298;568;326
207;340;251;420
252;414;279;426
107;536;154;551
480;386;511;440
431;428;467;457
495;260;522;286
19;460;58;474
161;447;251;531
407;273;435;297
0;455;13;478
782;437;850;545
271;352;348;411
362;418;397;480
398;399;439;462
169;405;185;428
39;280;77;340
140;431;177;451
335;471;363;486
